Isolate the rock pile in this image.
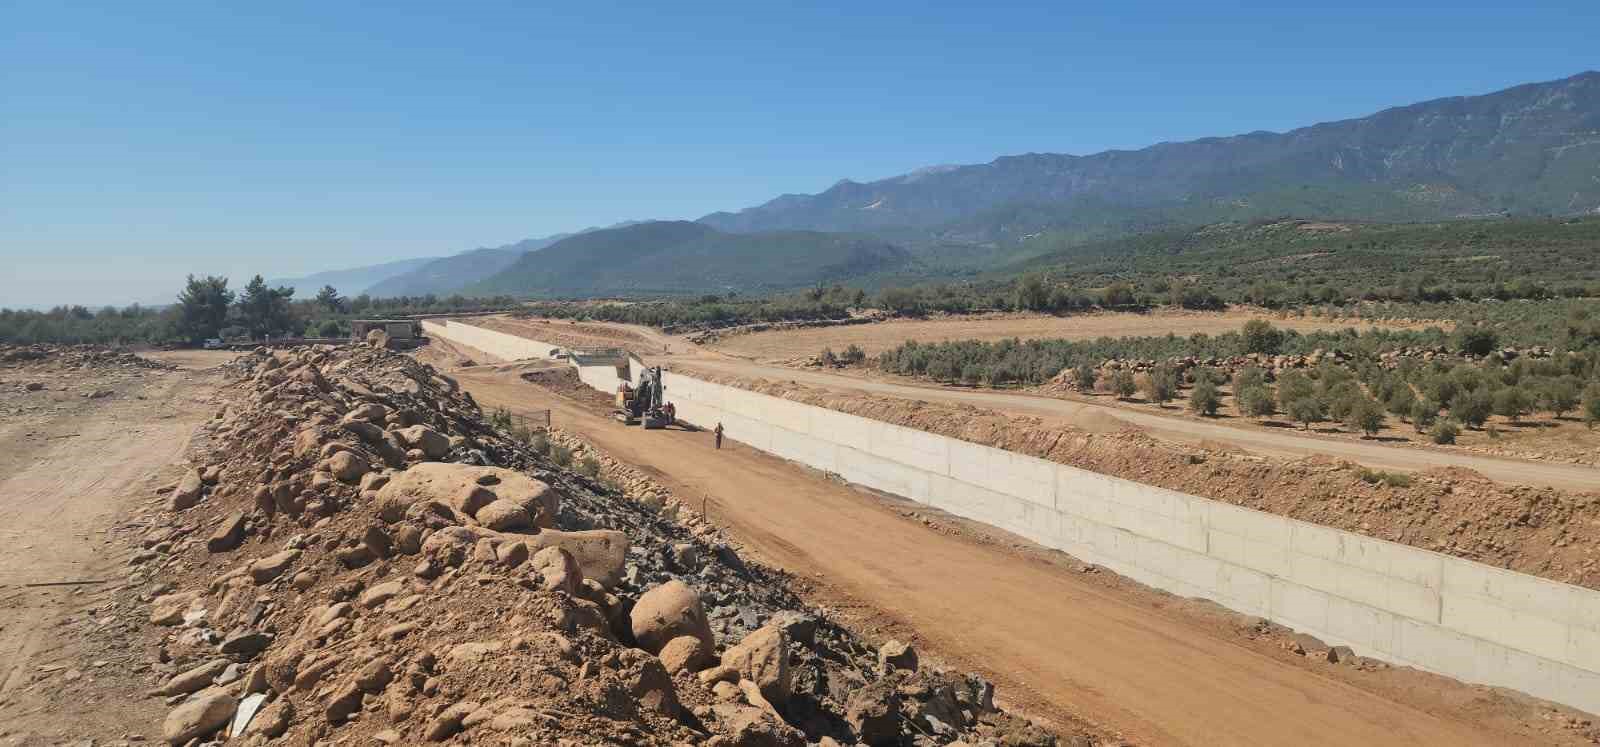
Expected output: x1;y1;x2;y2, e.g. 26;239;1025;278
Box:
0;343;176;371
129;343;1079;745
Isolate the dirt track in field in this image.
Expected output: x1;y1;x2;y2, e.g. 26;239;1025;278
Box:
705;310;1433;361
433;346;1587;747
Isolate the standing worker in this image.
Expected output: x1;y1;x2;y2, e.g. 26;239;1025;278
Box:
714;422;724;450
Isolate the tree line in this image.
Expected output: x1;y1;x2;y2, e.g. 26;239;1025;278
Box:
1;276;520;345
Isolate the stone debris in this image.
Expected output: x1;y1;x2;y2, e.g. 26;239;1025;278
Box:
110;343;1082;746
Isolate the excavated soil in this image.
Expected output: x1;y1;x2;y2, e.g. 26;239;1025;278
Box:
689;372;1600;591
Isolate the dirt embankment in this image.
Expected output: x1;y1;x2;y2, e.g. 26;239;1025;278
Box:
94;342;1085;745
477;316;673;354
692;372;1600;591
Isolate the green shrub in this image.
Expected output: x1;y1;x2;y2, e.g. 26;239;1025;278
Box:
1073;363;1097;391
1585;383;1600;429
1141;365;1178;406
1188;379;1221;416
1385;385;1417;419
1238;384;1277;418
1539;376;1580;417
577;456;600;478
1241;319;1282;355
1430;419;1460;444
1410;397;1439;432
1344;395;1386;437
1454;325;1499;356
1277;371;1316;412
1358;468;1413;488
529;432;550;455
1450;389;1493;428
1286;396;1325;430
1111;369;1137;399
551;445;573;467
1491;385;1531;422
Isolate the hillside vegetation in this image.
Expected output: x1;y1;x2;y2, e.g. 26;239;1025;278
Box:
467;221;914;297
702;72;1600;242
1009;215;1600;307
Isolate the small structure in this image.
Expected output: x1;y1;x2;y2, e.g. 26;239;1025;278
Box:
350;320;416;342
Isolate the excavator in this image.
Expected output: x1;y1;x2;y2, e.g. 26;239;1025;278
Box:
615;366;675;429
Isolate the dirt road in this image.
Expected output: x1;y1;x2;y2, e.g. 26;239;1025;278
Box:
673;357;1600;491
0;352;228;740
450;363;1563;746
704;309;1433;360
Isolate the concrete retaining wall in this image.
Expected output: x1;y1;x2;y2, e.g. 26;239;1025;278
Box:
420;320;561;361
425;319;1600;714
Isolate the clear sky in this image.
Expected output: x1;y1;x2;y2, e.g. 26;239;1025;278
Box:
3;1;1596;308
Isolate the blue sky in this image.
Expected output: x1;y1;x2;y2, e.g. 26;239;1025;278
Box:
3;1;1596;308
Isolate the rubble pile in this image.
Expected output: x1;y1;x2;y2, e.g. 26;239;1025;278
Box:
691;372;1600;592
1;343;176;373
129;342;1079;745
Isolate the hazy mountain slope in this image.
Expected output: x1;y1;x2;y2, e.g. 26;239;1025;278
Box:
701;72;1600;237
268;256;438;298
364;238;556;298
365;222;653;297
466;221;914;296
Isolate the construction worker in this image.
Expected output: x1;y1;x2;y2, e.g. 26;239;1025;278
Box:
714;422;724;450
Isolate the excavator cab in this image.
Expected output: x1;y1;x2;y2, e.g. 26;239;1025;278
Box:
615;367;674;429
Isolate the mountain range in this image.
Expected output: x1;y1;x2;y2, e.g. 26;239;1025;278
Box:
266;222;645;299
292;71;1600;299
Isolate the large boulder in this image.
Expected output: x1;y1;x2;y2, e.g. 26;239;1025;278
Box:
709;702;804;747
531;546;582;594
163;689;236;745
374;463;559;526
343;402;389;424
475;500;530;532
249;550;300;584
630;580;713;655
524;529;628;589
658;635;711;674
395;425;450;460
206;512;246;553
845;681;901;746
156;659;230;696
323;451;370;483
721;624;791;706
169;469;205;511
878;639;918;674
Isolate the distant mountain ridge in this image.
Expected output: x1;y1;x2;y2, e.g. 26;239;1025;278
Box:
466;220;913;297
267;256;439;300
699;72;1600;239
280;72;1600;299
